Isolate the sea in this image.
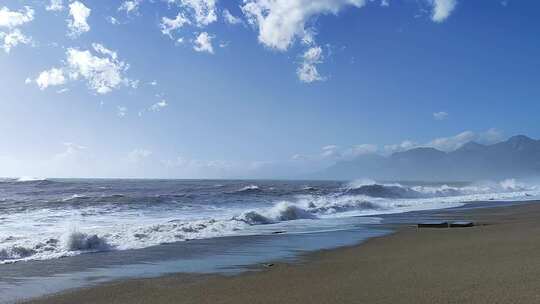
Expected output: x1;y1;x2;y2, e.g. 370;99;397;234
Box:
0;177;539;302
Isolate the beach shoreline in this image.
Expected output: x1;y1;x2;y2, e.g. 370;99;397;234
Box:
22;200;540;304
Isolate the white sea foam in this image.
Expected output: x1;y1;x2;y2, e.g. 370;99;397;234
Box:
234;185;261;193
1;178;539;264
16;176;47;182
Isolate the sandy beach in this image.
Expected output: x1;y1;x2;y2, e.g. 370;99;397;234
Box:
25;202;540;304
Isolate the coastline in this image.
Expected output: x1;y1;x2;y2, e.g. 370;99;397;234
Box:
23;200;540;304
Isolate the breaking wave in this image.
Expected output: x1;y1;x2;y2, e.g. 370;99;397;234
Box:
230;185;262;194
344;178;537;199
1;178;538;264
63;232;110;251
0;231;111;264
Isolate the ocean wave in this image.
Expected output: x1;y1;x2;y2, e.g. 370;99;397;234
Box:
0;177;51;184
345;184;422;198
63;232;110;251
1;178;538;264
231;185;262;194
16;176;48;182
0;231;111;264
235;201;317;225
343;178;537;199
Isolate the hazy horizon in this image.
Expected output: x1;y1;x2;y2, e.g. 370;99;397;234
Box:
2;0;540;179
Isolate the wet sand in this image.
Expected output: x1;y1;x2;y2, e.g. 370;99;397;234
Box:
25;202;540;304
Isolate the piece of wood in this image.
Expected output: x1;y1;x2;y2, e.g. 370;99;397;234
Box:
450;221;474;228
417;221;449;228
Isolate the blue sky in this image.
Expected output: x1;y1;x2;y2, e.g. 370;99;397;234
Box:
0;0;539;178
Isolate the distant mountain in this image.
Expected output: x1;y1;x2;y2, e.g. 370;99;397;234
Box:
316;135;540;181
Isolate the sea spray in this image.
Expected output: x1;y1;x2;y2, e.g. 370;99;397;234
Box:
1;178;539;264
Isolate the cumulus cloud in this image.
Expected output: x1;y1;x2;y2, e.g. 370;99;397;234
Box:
119;0;141;14
150;99;168;112
223;9;242;25
295;129;504;166
479;128;504;144
127;149;152;163
384;140;417;154
46;0;64;12
385;130;504;154
297;46;325;83
0;6;34;28
66;43;132;94
430;0;457;23
36;43;135;94
36;68;66;90
433;111;448;120
168;0;217;27
427;131;474;151
193;32;214;53
0;6;34;53
160;13;191;38
294;142;379;163
67;1;91;37
241;0;366;51
0;29;31;53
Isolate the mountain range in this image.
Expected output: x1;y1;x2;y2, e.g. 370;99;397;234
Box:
316;135;540;181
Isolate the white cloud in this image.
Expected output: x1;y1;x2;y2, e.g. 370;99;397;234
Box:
427;131;474;151
54;142;87;160
431;0;457;23
241;0;366;51
479;128;503;144
385;129;504;154
162;155;247;178
297;46;325;83
66;43;132;94
193;32;214;53
36;68;66;90
37;44;135;94
0;6;34;53
67;1;91;37
295;143;379;163
384;140;417;154
295;129;503;165
108;16;120;25
119;1;141;14
344;144;378;158
117;106;128;117
150;99;168;111
127;149;152;163
160;13;191;38
168;0;217;27
0;29;31;53
433;111;448;120
381;0;389;7
0;6;34;29
223;9;242;25
46;0;64;12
